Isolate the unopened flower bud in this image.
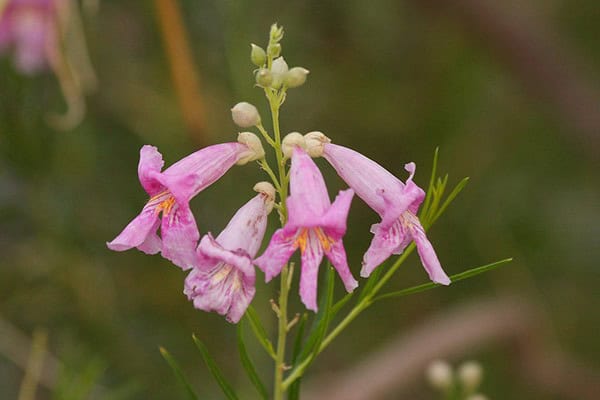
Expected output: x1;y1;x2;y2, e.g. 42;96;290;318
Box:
458;361;483;393
253;181;276;213
255;69;273;87
237;132;265;164
250;44;267;66
231;102;261;128
304;131;331;157
426;360;453;391
269;23;284;42
281;132;305;158
284;67;309;88
267;43;281;58
271;57;289;75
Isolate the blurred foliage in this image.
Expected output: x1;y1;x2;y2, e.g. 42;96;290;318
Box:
1;0;598;398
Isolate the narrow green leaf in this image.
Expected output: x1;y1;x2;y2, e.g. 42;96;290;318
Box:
331;291;354;317
245;305;276;359
236;323;268;400
357;266;383;302
159;347;198;400
421;147;439;217
192;335;239;400
430;176;469;226
373;258;513;302
287;314;308;400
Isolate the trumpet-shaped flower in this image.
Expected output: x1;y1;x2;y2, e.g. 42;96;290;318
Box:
305;132;450;285
184;183;275;323
0;0;59;74
107;136;264;270
255;147;358;311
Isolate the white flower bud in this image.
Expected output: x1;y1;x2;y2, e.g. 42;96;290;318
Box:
281;132;305;158
237;132;265;165
231;102;261;128
271;57;289;75
304;131;331;157
284;67;309;88
458;361;483;393
250;44;267;67
426;360;453;391
253;181;276;213
466;394;488;400
255;69;273;87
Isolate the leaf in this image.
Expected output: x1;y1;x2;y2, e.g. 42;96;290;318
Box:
159;347;198;400
357;266;383;303
421;146;439;217
331;291;354;317
236;323;268;400
287;314;308;400
430;176;469;226
373;258;513;302
192;335;239;400
245;305;276;359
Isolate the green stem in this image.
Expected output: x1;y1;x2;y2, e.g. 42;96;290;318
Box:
274;265;290;400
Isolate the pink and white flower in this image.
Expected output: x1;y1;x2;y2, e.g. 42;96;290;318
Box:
0;0;60;74
107;135;264;270
184;183;275;323
305;132;450;285
255;146;358;311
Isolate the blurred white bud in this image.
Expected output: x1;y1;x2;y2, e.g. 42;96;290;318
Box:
304;131;331;157
458;361;483;393
237;132;265;164
250;44;267;67
285;67;309;88
253;181;276;213
426;360;453;391
466;394;488;400
269;23;284;42
281;132;305;158
231;102;261;128
271;57;289;75
255;69;273;87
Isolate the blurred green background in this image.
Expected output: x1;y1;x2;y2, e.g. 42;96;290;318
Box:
1;0;599;399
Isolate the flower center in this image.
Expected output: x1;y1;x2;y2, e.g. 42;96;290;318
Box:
294;227;334;253
147;190;176;216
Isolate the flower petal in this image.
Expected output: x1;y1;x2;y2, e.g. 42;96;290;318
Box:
254;228;296;282
324;239;358;293
197;234;254;278
286;147;331;229
106;207;160;253
361;220;409;277
323;143;404;216
138;145;165;195
320;189;354;238
299;231;325;311
159;143;247;204
214;194;269;258
160;204;200;270
407;215;451;285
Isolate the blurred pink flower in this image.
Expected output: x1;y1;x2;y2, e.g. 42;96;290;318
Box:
255;147;358;311
0;0;60;74
184;186;274;323
321;143;451;285
107;143;254;270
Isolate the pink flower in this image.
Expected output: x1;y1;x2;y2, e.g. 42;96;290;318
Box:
255;147;358;311
107;138;263;270
184;183;275;323
305;133;450;285
0;0;59;74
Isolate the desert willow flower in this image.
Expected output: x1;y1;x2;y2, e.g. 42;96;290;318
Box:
184;182;275;323
0;0;60;74
107;133;265;271
305;131;450;285
255;144;358;311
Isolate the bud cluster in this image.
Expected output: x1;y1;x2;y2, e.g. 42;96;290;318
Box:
250;23;309;90
425;359;487;400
